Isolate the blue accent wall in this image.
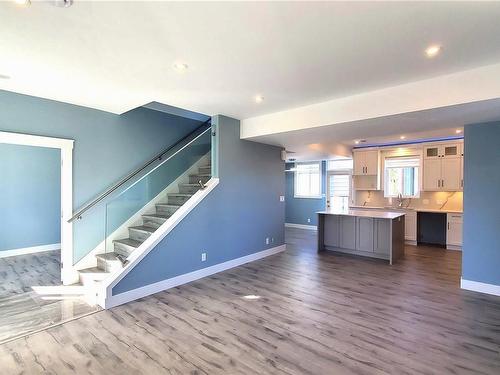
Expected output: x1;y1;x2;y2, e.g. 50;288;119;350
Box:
0;144;60;251
285;161;326;226
0;90;204;262
462;121;500;286
113;115;285;294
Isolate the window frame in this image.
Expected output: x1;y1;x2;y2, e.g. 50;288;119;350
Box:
294;161;322;199
383;155;421;199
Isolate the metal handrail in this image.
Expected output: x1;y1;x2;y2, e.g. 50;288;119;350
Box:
68;119;211;223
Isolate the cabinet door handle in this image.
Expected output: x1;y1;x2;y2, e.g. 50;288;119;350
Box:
448;222;450;230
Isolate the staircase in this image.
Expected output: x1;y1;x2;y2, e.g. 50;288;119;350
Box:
77;160;211;291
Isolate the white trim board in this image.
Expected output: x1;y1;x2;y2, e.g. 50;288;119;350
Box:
0;243;60;259
97;177;220;307
104;244;286;309
285;223;318;231
461;278;500;297
0;131;75;285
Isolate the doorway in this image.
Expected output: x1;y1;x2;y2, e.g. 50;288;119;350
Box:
326;158;354;210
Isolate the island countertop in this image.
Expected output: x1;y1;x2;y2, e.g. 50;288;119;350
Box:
317;209;405;220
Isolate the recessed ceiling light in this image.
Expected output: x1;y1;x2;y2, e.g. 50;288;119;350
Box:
456;129;462;134
0;74;11;80
354;140;360;144
255;95;264;103
173;63;188;72
425;45;441;58
400;136;406;140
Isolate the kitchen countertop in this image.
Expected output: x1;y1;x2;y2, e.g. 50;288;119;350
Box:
317;208;405;220
349;205;463;214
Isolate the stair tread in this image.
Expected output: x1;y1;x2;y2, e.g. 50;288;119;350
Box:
167;193;193;197
142;213;171;219
129;225;156;233
113;238;142;247
179;183;202;186
156;203;182;207
190;173;211;177
79;267;110;274
95;252;123;261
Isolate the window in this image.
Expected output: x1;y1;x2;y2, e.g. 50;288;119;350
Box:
294;162;321;198
384;157;419;198
327;159;353;171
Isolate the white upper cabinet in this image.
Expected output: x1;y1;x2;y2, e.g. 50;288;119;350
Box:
353;150;379;175
441;158;461;190
424;143;460;159
422;140;463;192
423;158;442;191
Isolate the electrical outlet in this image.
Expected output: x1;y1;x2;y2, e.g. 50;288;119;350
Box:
423;199;429;205
271;237;274;243
307;218;311;223
266;237;270;245
201;252;207;262
436;199;443;205
279;195;285;202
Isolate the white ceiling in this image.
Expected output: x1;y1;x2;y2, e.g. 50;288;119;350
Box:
1;1;500;118
247;98;500;161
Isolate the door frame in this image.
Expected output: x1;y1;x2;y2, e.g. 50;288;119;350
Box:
0;131;77;285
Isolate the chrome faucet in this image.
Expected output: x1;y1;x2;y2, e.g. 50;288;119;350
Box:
397;193;404;208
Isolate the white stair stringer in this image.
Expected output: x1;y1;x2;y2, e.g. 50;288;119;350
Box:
96;177;219;308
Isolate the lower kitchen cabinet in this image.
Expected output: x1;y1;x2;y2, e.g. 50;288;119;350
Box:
374;218;391;255
356;217;374;252
446;213;463;249
404;211;417;242
340;216;356;250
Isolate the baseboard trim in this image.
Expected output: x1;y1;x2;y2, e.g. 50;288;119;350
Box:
461;278;500;297
0;243;60;259
104;244;286;309
285;223;317;231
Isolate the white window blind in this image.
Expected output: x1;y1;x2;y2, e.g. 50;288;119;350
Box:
329;175;350;197
384;156;420;198
294;162;321;198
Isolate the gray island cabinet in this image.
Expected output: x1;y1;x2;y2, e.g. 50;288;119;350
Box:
317;209;405;264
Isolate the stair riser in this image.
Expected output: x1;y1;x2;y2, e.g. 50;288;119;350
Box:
129;228;152;242
198;166;211;174
179;185;200;194
189;175;210;184
79;272;108;287
156;205;179;215
97;258;122;273
142;217;167;228
168;195;191;206
114;242;136;258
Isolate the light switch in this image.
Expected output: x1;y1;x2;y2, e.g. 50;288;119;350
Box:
279;195;285;202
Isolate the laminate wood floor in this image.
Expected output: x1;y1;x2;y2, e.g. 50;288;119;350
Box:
0;250;61;296
0;228;499;374
0;250;99;344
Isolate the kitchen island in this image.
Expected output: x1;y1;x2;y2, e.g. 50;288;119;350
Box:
317;209;405;264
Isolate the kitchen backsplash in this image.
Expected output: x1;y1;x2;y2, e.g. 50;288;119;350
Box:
354;190;463;211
